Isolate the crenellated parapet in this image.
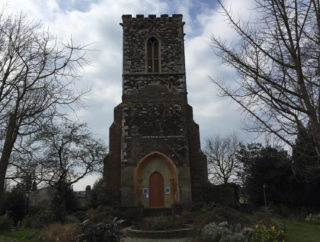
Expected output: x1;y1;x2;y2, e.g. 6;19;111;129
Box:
121;14;184;22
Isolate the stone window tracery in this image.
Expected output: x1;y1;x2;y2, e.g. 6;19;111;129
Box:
147;37;160;72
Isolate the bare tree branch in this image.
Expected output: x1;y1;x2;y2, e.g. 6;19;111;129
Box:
0;10;87;204
204;133;241;184
212;0;320;164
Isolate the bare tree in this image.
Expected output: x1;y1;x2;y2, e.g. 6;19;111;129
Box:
0;11;85;203
205;134;241;184
33;121;106;220
211;1;320;159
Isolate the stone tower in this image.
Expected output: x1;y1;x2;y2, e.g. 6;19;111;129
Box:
104;14;207;208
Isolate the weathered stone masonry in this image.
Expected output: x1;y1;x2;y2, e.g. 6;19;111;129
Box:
104;14;208;208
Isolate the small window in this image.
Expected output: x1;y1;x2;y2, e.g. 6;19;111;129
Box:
147;37;160;72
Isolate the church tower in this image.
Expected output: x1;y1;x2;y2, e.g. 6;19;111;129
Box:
105;14;208;208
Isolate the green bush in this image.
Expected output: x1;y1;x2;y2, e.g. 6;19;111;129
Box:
201;183;240;208
201;221;253;242
77;217;123;242
89;178;110;208
2;187;26;224
135;215;187;231
305;213;320;225
117;206;143;225
22;209;55;229
194;206;250;236
85;206;115;223
51;184;79;221
72;210;87;222
0;215;14;232
252;223;286;242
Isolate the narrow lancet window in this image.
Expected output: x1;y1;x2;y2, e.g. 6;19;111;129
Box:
147;37;160;72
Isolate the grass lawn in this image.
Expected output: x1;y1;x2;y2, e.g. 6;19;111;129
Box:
0;228;39;242
280;219;320;242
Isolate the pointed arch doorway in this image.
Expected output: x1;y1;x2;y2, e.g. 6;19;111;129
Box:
134;151;179;208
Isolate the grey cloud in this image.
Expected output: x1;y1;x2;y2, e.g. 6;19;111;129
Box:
2;0;257;190
56;0;101;12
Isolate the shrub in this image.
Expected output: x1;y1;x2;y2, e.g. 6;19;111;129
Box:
252;223;285;242
77;217;123;242
2;186;26;224
200;202;216;212
39;223;79;242
135;215;187;231
72;210;87;222
180;209;193;224
85;206;115;223
89;178;110;208
201;221;253;242
65;215;80;224
65;186;79;212
202;221;228;241
194;206;250;235
51;184;79;221
22;209;55;228
305;213;320;225
201;183;240;208
0;215;14;232
172;202;183;216
117;206;143;225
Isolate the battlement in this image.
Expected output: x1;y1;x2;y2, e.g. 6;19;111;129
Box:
122;14;183;23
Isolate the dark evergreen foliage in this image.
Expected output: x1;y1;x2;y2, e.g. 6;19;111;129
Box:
89;178;111;208
238;144;294;207
238;142;320;209
291;129;320;208
200;182;240;208
2;185;26;224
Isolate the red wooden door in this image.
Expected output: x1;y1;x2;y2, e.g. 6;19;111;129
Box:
149;171;165;208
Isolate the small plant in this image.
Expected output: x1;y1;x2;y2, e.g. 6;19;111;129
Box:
135;215;188;231
85;206;115;223
22;209;55;228
252;223;286;242
0;215;14;232
201;221;253;242
305;213;320;225
39;223;79;242
77;217;124;242
72;210;87;222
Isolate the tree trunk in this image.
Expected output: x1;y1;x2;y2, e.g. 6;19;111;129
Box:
52;181;67;222
0;113;18;213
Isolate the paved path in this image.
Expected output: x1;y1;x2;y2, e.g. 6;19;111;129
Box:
121;237;192;242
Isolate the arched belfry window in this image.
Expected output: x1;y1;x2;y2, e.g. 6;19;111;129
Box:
147;37;160;72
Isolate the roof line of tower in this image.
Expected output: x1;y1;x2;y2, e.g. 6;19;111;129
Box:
122;14;183;21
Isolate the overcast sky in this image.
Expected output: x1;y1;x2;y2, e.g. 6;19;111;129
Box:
3;0;258;190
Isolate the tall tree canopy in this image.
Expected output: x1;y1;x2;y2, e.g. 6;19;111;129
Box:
0;11;85;203
212;0;320;161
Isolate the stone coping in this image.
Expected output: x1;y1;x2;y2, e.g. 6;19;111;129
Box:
122;14;183;20
125;225;193;239
123;72;185;76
